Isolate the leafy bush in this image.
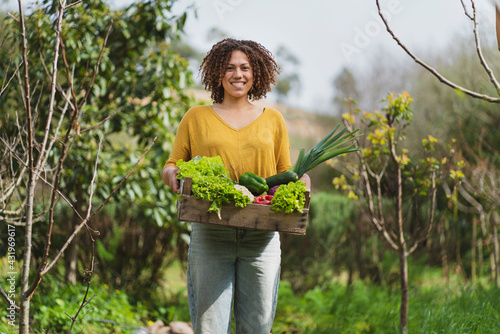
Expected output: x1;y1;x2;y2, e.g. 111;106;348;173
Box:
27;276;149;333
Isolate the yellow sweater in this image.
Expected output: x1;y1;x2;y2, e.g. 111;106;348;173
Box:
164;105;292;181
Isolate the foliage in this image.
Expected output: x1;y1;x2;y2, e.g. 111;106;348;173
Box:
0;272;149;333
280;191;389;291
273;268;500;334
3;259;500;333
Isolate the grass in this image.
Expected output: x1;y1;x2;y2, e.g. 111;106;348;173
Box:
272;265;500;334
2;262;499;333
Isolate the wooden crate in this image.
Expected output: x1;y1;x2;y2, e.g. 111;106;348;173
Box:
177;177;309;235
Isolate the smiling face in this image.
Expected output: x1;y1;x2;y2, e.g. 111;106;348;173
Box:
221;50;254;101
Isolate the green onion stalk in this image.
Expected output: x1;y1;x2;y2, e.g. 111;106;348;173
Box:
291;124;361;178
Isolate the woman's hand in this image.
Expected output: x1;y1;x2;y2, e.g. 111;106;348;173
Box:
162;165;180;193
300;173;311;192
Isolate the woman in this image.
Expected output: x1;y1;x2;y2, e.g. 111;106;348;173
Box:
162;38;310;334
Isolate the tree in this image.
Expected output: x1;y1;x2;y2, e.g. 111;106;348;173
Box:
274;45;301;103
334;92;439;334
443;135;500;287
332;67;360;116
0;0;194;332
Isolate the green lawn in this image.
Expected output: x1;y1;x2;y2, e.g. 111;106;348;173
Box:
2;263;499;333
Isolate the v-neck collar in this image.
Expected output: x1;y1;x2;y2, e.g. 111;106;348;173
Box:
209;106;266;131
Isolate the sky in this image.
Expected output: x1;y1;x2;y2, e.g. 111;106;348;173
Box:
161;0;497;112
4;0;498;112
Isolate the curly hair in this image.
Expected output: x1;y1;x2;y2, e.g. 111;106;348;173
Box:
199;38;281;103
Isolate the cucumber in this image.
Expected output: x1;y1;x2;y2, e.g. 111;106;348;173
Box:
265;170;299;188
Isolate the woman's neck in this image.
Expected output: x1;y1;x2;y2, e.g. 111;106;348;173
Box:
218;95;254;112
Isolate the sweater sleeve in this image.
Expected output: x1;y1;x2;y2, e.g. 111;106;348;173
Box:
163;109;193;171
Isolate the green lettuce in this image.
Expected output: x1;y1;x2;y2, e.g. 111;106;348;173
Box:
176;155;228;179
271;181;307;213
176;156;250;219
192;175;250;219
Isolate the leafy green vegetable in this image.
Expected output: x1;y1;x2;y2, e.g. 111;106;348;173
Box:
176;156;250;219
176;155;228;180
271;181;307;213
192;175;250;219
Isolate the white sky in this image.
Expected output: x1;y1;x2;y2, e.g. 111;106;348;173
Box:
165;0;497;112
4;0;498;112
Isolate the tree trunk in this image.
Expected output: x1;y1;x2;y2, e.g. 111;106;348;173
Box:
19;2;35;329
478;238;483;280
65;192;83;285
19;178;35;334
398;248;408;334
471;218;477;282
64;210;81;285
492;213;499;288
496;5;500;51
439;220;449;281
65;236;79;285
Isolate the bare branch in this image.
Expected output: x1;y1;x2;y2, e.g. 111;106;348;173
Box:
0;136;84;221
0;57;22;97
67;139;102;334
7;12;19;22
34;0;66;176
67;230;97;332
0;285;20;313
460;0;473;20
66;0;84;9
69;112;117;139
469;1;500;92
375;0;500;102
0;212;46;226
86;137;103;218
408;170;437;255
